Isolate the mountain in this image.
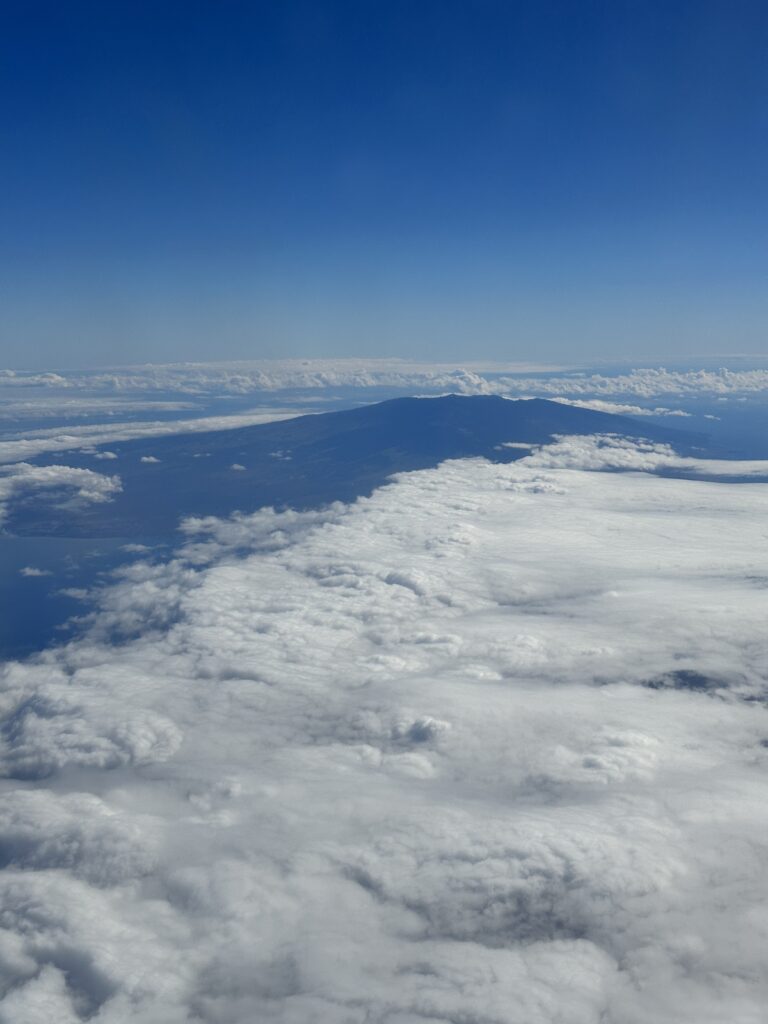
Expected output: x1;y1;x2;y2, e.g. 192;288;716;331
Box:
15;396;699;537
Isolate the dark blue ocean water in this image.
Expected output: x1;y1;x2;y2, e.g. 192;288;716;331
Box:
0;536;156;660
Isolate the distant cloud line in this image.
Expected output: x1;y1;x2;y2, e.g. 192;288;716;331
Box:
3;360;768;399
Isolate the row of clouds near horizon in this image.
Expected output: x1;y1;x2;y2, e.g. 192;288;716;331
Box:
3;359;768;399
0;435;767;1022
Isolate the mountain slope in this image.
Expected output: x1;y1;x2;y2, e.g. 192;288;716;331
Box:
17;396;699;536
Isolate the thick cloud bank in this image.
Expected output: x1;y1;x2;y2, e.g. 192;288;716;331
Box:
1;440;767;1022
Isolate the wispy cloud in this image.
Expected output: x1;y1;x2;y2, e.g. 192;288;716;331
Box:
0;409;303;465
551;396;691;416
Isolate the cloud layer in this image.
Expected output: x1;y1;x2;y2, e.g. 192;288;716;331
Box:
1;440;767;1021
4;359;768;401
0;360;562;396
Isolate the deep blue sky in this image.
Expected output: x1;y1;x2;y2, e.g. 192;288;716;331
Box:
2;1;767;368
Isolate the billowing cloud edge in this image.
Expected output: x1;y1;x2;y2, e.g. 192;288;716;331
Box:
0;438;767;1022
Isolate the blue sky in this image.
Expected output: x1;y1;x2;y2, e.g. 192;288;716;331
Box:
2;0;767;367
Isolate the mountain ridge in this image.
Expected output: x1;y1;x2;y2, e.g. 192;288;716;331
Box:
14;395;702;536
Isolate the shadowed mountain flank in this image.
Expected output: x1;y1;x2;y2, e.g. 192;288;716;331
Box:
16;396;699;537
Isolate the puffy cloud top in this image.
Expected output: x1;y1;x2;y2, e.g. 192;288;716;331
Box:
0;462;121;525
0;440;767;1021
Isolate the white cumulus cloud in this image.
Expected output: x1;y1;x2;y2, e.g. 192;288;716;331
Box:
0;441;767;1020
0;463;121;526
